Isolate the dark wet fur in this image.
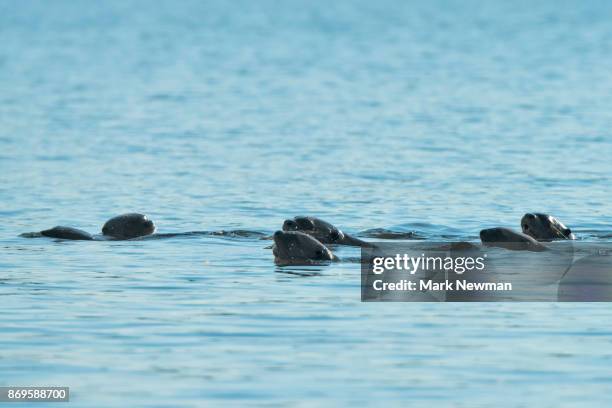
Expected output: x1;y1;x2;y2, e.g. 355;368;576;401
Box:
272;230;336;265
40;226;94;240
282;216;370;247
102;213;155;239
521;213;575;241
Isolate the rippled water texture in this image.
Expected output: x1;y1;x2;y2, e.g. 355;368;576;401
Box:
1;0;611;406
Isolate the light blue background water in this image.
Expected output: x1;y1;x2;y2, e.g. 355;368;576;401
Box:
1;1;612;406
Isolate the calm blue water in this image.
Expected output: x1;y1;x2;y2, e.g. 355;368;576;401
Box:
1;0;612;406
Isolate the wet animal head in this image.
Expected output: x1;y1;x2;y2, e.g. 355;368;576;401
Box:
272;230;334;263
102;213;156;239
521;213;574;241
282;216;345;244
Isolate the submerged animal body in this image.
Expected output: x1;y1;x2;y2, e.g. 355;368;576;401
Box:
479;227;547;252
26;213;155;241
282;216;368;247
272;230;336;264
521;213;575;241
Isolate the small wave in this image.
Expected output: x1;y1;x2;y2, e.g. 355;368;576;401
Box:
19;232;43;238
143;230;268;240
573;230;612;241
359;228;423;240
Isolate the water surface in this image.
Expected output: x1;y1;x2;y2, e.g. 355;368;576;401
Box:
1;1;612;406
